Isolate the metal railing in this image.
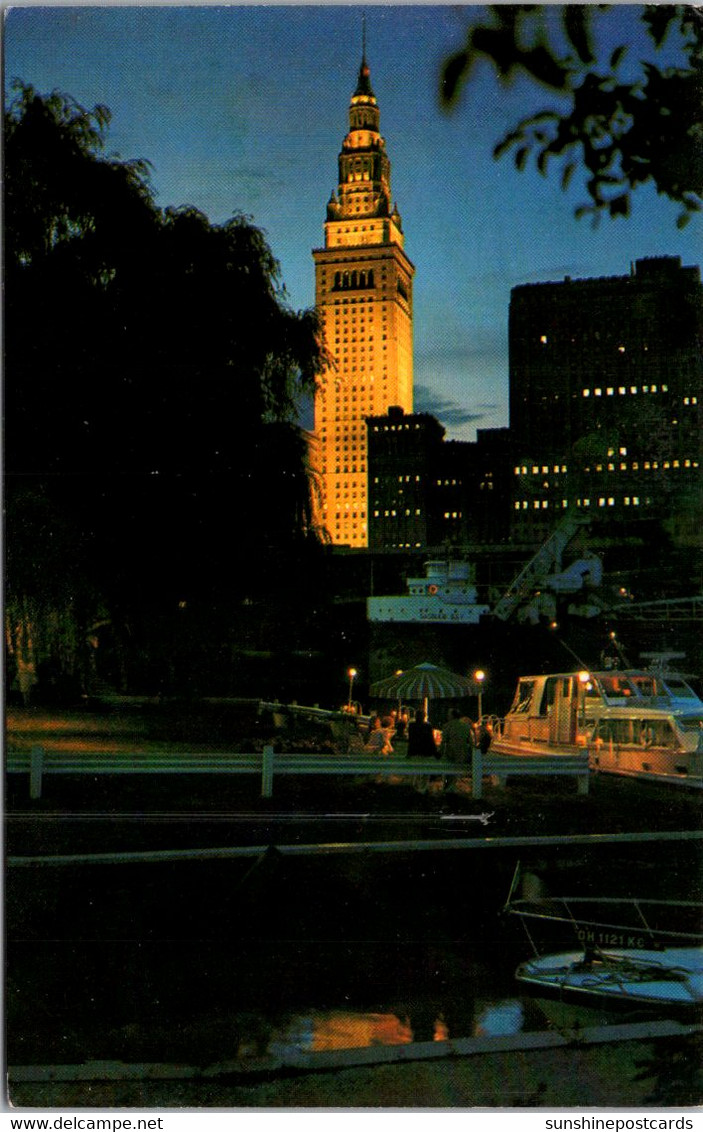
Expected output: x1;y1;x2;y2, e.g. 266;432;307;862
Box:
7;743;590;800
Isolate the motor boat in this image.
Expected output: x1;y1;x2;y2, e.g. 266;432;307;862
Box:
491;667;703;787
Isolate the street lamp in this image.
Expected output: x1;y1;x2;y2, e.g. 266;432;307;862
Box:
474;669;486;722
347;667;357;711
578;670;591;736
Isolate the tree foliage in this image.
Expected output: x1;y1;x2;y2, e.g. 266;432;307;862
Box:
441;5;703;226
5;82;327;696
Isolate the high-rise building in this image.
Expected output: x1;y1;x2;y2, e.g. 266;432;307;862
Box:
312;49;414;547
366;408;513;550
509;256;703;544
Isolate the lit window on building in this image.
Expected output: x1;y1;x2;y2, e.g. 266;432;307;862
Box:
595;388;602;397
583;389;590;397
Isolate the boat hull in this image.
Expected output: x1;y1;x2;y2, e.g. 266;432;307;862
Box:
516;947;703;1011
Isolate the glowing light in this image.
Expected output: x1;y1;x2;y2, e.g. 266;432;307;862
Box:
347;667;357;709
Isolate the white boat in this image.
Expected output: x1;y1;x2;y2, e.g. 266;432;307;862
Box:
516;947;703;1009
505;868;703;1011
491;666;703;787
367;558;490;624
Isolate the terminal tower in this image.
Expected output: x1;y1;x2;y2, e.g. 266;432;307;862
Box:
313;47;415;547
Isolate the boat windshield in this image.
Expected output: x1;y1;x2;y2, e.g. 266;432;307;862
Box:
627;675;658;698
597;675;640;701
661;677;700;701
511;680;536;714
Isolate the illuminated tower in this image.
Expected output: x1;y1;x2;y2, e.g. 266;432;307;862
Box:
313;46;414;547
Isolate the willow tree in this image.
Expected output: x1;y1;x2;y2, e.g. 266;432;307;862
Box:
5;83;325;697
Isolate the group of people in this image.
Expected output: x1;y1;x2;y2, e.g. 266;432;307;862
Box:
364;706;492;762
363;708;408;755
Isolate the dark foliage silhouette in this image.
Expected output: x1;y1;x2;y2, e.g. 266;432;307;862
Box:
5;83;328;697
441;5;703;226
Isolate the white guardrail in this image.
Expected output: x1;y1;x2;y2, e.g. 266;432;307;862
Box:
6;745;590;800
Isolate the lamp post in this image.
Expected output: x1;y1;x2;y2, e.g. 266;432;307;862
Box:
578;670;591;736
347;667;357;711
474;669;486;722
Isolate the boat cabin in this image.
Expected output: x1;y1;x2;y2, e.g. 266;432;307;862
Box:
498;669;703;784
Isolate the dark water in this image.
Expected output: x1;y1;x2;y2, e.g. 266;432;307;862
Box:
7;840;700;1066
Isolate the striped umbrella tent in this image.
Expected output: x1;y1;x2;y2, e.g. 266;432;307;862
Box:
369;662;479;718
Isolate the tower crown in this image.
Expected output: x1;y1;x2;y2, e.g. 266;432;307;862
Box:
348;51;381;135
329;51;395;226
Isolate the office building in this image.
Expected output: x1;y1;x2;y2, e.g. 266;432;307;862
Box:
312;50;414;547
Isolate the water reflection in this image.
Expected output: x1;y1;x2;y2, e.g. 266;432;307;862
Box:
474;999;525;1037
269;1011;414;1056
261;998;529;1060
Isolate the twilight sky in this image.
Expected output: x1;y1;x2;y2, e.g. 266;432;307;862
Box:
5;4;701;440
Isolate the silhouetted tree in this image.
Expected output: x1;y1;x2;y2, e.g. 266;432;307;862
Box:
5;82;327;695
441;5;703;226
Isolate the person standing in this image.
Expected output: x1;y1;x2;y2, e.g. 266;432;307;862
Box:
406;707;438;793
439;708;474;792
406;708;438;759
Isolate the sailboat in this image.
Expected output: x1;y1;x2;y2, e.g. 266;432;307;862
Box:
504;865;703;1011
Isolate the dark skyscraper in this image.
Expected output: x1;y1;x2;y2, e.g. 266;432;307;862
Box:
509;256;703;544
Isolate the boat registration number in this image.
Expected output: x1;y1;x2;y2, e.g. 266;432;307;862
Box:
574;927;662;951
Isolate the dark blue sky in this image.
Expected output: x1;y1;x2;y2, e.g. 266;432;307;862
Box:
6;5;700;439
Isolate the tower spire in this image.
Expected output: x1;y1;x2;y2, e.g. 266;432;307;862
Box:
355;13;373;97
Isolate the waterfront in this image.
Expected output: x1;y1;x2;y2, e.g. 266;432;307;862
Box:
6;704;702;1106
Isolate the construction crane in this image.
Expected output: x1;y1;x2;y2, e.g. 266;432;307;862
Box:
492;515;599;622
